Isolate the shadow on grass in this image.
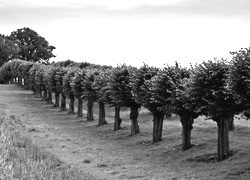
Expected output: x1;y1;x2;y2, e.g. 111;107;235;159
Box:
186;150;238;163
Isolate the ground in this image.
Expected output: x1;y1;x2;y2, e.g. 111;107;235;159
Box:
0;84;250;180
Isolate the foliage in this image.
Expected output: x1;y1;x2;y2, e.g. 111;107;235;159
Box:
130;64;159;113
81;68;99;103
71;69;86;98
52;59;78;67
62;67;80;98
230;48;250;107
43;66;61;93
55;68;67;94
107;65;140;108
0;34;19;67
10;27;56;64
191;59;236;119
92;67;112;103
0;61;13;83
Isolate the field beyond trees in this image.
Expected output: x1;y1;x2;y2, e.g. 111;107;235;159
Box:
1;84;250;179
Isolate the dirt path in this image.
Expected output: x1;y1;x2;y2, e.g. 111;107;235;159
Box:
1;84;250;180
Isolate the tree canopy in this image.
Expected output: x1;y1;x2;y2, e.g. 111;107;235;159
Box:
0;34;19;67
10;27;56;64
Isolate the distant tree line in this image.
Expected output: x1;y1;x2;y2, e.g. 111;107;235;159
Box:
0;47;250;162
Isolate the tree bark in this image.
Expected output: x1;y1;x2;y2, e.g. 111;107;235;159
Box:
54;92;60;107
114;107;122;131
18;77;22;86
152;111;165;142
46;91;53;104
130;106;140;135
68;96;75;114
60;94;67;111
87;101;94;121
228;114;234;131
43;89;47;101
216;117;230;161
77;98;83;117
180;114;194;150
98;101;107;125
39;88;43;98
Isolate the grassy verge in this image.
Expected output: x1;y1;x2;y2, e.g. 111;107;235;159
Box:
0;117;99;180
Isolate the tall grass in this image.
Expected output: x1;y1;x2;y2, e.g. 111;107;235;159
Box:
0;117;99;180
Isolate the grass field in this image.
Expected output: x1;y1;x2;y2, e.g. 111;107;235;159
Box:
0;84;250;179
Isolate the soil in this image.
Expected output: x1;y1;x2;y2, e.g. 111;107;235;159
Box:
1;84;250;180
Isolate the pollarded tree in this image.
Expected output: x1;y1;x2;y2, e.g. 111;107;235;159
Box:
131;64;163;141
29;63;43;95
71;69;86;117
34;64;47;98
10;27;56;64
81;68;99;121
191;59;239;161
0;61;13;84
9;59;24;85
44;66;61;106
18;61;34;89
169;64;200;150
230;48;250;121
108;65;141;135
35;64;47;100
63;67;80;114
55;68;68;111
92;68;112;125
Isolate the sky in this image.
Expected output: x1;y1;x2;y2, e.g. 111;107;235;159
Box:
1;0;250;68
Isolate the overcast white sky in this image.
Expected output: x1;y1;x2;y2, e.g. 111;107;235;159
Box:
1;0;250;67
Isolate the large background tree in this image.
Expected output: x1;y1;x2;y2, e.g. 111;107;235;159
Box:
0;34;19;67
10;27;55;64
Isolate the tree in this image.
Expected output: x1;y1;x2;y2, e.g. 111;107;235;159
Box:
71;69;86;117
170;64;199;150
191;59;239;161
10;27;55;64
108;65;141;135
44;66;61;106
0;61;13;84
0;34;19;67
92;68;111;125
131;64;164;142
63;67;80;114
230;48;250;122
55;68;68;111
18;61;34;89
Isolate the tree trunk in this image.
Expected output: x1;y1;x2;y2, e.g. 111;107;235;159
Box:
216;117;230;161
43;89;47;101
87;101;94;121
114;107;122;131
39;88;43;98
180;114;194;150
228;114;234;131
77;98;83;117
54;92;60;107
69;96;75;114
18;77;22;86
98;101;107;125
46;91;53;104
60;94;67;111
152;111;165;143
130;106;140;135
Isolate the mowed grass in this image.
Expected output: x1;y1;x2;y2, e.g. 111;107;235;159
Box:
0;117;99;180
